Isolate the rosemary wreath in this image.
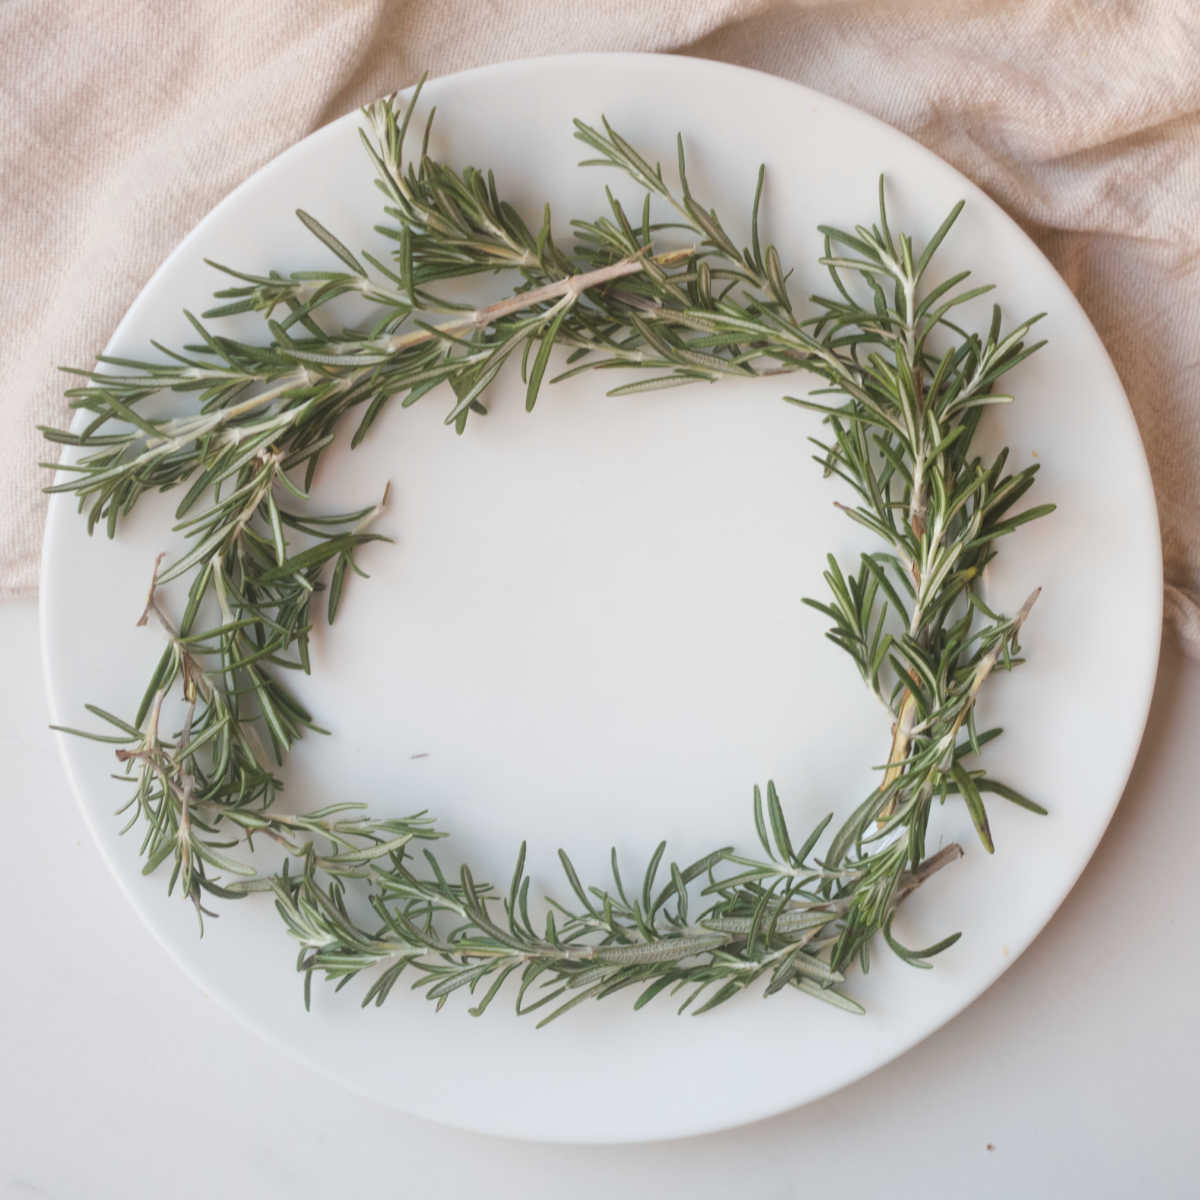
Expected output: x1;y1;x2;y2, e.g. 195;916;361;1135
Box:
44;83;1052;1024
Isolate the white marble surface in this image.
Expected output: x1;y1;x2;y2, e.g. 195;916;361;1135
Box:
3;595;1197;1197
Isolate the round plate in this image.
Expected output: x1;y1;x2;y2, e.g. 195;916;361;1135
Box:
41;54;1161;1143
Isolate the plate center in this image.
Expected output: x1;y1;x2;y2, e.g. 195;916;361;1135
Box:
281;368;881;874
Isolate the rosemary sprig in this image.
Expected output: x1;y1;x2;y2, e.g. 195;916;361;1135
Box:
43;85;1052;1021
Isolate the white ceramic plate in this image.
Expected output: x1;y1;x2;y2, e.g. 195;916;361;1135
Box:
41;54;1161;1143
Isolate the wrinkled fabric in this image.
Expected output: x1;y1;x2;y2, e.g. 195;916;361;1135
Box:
3;0;1197;650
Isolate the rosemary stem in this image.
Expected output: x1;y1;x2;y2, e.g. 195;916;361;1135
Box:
894;842;964;902
938;587;1041;758
384;248;693;354
148;371;310;447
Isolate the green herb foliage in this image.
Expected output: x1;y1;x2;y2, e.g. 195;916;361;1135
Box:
43;82;1051;1021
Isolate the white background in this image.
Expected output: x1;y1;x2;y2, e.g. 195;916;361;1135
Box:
3;596;1197;1197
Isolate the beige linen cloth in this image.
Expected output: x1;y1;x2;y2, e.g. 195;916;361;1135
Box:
3;0;1198;649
